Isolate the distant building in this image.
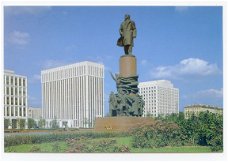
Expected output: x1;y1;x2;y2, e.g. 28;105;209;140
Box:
184;104;223;119
139;80;179;117
41;61;104;128
4;70;28;129
28;107;42;120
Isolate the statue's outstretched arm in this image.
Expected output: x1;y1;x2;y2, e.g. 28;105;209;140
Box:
110;71;117;82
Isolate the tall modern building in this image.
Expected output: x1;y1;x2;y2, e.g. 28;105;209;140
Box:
41;61;104;128
4;70;28;129
139;80;179;117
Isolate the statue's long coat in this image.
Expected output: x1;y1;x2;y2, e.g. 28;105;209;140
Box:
119;19;137;46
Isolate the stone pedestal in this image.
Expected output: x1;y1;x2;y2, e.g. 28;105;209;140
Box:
109;53;144;117
119;55;137;77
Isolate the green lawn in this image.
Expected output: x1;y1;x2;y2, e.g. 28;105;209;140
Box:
5;141;68;153
5;136;212;153
114;137;212;153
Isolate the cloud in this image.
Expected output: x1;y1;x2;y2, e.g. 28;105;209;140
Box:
5;6;52;15
151;58;221;79
175;6;189;12
196;88;223;98
8;31;30;45
42;59;68;69
182;88;223;108
141;59;148;66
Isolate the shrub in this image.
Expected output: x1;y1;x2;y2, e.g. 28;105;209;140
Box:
66;137;129;153
158;112;223;152
4;131;129;147
113;145;130;153
209;134;223;152
132;120;183;148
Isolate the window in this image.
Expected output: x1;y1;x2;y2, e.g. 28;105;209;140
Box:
11;97;14;105
15;87;18;95
23;88;26;95
19;108;22;116
15;108;18;116
23;98;26;106
6;97;9;105
23;79;25;86
7;107;9;116
23;108;26;116
11;107;14;116
19;79;22;86
15;78;18;86
6;87;9;95
15;98;18;105
19;88;22;95
6;76;9;85
11;88;14;95
11;77;14;85
19;98;22;105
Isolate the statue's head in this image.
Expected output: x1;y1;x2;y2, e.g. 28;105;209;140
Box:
124;14;130;20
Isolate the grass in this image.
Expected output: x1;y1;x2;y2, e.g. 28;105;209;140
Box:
131;146;212;153
5;141;68;153
5;136;213;153
115;137;212;153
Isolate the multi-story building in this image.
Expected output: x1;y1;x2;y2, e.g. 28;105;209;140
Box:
184;104;223;119
41;61;104;128
139;80;179;117
28;107;42;120
4;70;28;129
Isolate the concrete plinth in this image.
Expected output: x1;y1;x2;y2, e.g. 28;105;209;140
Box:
119;55;137;77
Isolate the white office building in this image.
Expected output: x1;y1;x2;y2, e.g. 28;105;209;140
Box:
4;70;28;129
139;80;179;117
41;61;104;128
28;107;42;120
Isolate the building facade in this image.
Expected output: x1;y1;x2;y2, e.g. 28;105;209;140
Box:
4;70;28;129
139;80;179;117
184;104;223;119
41;61;104;128
28;107;42;120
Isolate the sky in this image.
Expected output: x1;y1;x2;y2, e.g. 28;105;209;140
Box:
4;6;223;114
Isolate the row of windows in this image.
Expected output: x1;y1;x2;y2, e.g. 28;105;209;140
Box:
146;110;157;113
139;86;157;90
140;90;157;93
5;97;26;106
5;76;26;86
5;87;26;96
143;96;156;99
42;66;103;82
4;106;26;117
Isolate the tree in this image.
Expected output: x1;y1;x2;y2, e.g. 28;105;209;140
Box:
18;119;26;129
62;121;68;131
38;118;46;128
12;119;17;129
50;117;59;129
4;118;10;129
28;118;36;129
